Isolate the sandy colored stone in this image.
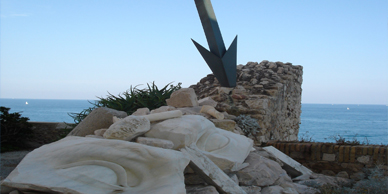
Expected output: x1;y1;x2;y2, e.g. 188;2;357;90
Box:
200;105;224;120
103;115;150;141
150;106;176;114
322;153;336;161
198;97;218;107
94;128;107;136
357;155;370;164
67;107;127;137
131;107;150;116
211;119;236;132
143;110;183;122
166;88;199;107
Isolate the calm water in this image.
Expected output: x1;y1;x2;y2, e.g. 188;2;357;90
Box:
0;98;94;123
1;99;387;145
299;104;387;145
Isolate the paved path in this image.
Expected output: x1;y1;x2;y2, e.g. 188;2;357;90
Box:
1;150;31;181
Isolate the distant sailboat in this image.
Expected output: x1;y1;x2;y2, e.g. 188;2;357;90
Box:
347;107;349;110
25;101;28;105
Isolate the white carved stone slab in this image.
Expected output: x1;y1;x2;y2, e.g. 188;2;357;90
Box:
145;115;253;171
263;146;312;179
136;137;174;149
1;137;190;194
181;146;247;194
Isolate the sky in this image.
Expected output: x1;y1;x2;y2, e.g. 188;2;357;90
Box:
1;0;387;105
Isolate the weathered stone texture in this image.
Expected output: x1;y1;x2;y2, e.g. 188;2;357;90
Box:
166;88;199;108
68;107;127;137
190;60;303;143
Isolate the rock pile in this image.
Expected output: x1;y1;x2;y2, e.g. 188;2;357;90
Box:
1;88;349;194
190;60;303;144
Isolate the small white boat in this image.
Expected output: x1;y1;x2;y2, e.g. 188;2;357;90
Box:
25;102;28;105
347;107;349;110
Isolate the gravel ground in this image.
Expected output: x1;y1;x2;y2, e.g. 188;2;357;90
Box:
1;150;31;181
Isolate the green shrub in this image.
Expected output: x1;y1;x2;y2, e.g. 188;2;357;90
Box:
1;106;33;152
328;134;375;146
68;82;181;125
298;131;315;142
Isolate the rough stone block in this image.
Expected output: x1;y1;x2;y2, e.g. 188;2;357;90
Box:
350;172;365;181
339;146;344;162
344;146;350;162
131;107;150;116
237;152;283;186
350;147;356;163
94;128;107;136
67;107;127;137
293;183;319;194
355;146;363;155
245;99;269;109
362;146;368;155
211;119;236;131
150;106;176;114
336;171;349;179
186;185;218;194
103;116;150;141
166;88;199;108
327;145;334;154
241;186;261;194
261;185;284;194
321;170;336;176
322;153;336;162
198;97;218;107
373;147;380;162
181;146;247;194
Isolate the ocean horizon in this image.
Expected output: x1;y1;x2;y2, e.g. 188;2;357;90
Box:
1;98;387;145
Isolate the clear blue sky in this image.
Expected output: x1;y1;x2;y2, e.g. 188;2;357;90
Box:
1;0;387;105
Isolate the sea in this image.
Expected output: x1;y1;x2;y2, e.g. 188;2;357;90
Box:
0;99;387;145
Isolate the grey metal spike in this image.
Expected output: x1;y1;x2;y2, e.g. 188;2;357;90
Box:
192;0;237;87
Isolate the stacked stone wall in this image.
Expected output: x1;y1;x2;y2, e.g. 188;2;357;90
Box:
267;141;388;179
190;60;303;143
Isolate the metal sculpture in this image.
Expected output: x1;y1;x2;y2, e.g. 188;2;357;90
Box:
192;0;237;87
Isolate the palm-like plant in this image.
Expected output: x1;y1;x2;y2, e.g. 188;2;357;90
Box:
68;82;181;125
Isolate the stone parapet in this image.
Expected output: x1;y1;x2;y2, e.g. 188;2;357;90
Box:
26;122;74;148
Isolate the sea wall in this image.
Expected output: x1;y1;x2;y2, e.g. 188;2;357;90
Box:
266;141;388;179
26;122;73;148
190;60;303;144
